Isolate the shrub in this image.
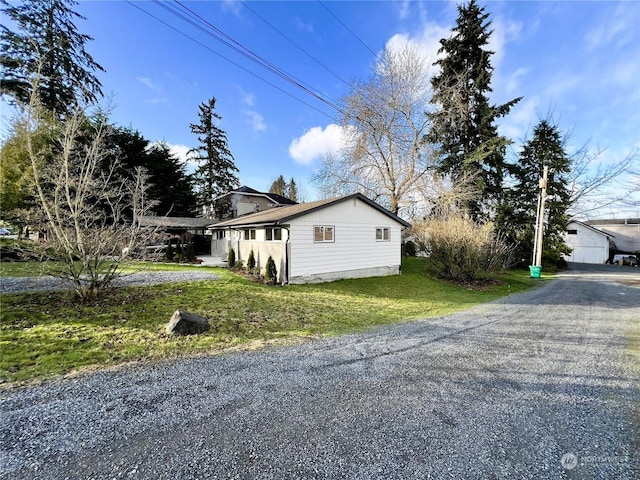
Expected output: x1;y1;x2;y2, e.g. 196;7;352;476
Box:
185;242;196;262
247;249;256;272
165;241;174;261
403;240;417;257
227;248;236;268
413;216;517;282
264;255;278;285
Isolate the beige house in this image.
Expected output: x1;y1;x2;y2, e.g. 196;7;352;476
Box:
210;193;410;284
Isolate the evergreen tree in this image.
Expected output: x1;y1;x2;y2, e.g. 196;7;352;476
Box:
288;178;298;202
97;126;197;216
427;0;520;219
188;97;239;217
498;119;572;267
269;175;287;197
1;0;105;115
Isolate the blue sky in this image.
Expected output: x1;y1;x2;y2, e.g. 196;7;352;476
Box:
4;0;640;217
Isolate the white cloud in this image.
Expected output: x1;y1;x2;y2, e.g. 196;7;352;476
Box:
156;143;197;172
237;86;256;107
244;110;267;132
385;21;451;69
489;19;523;70
288;124;347;165
293;17;314;34
584;3;636;51
136;76;166;104
221;0;242;18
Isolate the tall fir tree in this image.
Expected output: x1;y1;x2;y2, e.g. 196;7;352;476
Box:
188;97;239;218
0;0;105;115
427;0;520;219
498;119;572;267
288;178;298;202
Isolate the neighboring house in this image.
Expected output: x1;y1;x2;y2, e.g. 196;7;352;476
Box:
210;193;411;284
209;186;298;220
563;220;614;264
139;216;213;254
584;218;640;253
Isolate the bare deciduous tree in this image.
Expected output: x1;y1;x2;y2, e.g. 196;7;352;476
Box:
313;45;437;216
24;84;156;299
567;145;639;217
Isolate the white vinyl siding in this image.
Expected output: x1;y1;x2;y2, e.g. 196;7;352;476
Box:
288;198;402;279
563;222;610;264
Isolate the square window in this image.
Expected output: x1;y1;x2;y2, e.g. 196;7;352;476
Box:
244;229;256;240
266;228;282;241
376;227;390;241
314;225;335;243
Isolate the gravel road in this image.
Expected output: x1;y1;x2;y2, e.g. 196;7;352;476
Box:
0;271;219;294
1;263;638;479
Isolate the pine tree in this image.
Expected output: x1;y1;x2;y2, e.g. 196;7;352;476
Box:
188;97;239;218
0;0;105;115
269;175;287;197
427;0;520;219
498;119;572;267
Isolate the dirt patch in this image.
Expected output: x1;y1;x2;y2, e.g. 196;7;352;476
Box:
616;279;640;288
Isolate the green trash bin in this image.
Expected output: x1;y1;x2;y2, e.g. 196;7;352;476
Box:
529;265;542;279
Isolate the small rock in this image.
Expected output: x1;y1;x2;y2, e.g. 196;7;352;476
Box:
165;310;210;335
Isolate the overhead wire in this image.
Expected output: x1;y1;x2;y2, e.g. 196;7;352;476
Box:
160;0;346;115
123;0;337;119
319;1;378;57
239;1;351;89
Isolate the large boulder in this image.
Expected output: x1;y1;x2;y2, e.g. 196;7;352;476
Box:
166;310;210;335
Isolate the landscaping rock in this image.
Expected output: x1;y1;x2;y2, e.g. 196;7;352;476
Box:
166;310;210;335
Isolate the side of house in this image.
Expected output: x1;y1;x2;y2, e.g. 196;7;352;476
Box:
563;220;611;264
585;218;640;253
287;197;403;283
210;193;410;284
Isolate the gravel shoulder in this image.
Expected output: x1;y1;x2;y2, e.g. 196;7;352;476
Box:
1;264;638;479
0;270;219;294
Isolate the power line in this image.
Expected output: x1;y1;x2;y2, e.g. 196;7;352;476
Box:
124;0;337;119
319;1;377;57
156;0;345;115
240;1;351;89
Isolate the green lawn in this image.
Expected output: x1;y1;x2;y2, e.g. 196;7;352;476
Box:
0;257;546;385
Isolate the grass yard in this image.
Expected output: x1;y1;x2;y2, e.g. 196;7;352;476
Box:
0;257;546;386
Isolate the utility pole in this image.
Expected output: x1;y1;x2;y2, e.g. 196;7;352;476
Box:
533;165;549;267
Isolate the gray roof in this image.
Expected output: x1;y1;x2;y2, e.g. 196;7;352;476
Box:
140;216;213;228
210;193;411;228
584;218;640;226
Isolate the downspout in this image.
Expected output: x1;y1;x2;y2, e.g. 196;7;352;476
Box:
282;225;290;285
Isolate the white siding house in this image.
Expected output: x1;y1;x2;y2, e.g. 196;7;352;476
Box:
210;193;411;284
563;220;613;264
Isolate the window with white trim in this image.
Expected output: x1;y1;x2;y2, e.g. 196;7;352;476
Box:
244;229;256;240
314;225;334;243
376;227;390;241
215;230;225;240
266;228;282;241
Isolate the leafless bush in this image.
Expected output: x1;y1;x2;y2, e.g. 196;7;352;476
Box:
24;81;157;299
412;215;517;281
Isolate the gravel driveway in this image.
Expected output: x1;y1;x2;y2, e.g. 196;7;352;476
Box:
1;263;638;479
